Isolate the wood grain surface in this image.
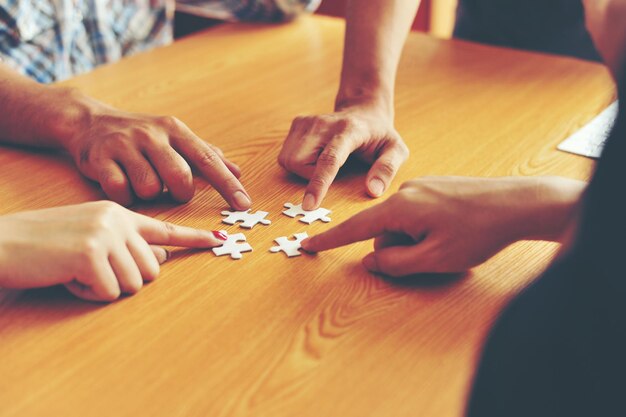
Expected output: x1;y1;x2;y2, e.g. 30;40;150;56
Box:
0;15;616;417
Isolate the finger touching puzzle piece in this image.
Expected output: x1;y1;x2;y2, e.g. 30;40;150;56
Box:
212;230;253;260
270;232;309;258
221;209;271;229
282;203;331;224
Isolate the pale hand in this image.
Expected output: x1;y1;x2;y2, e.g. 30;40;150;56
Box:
279;105;409;210
0;201;225;301
302;176;585;277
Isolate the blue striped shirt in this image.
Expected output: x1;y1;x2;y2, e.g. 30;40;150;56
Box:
0;0;320;83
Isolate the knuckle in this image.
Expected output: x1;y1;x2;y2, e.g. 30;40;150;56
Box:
125;279;143;294
99;170;125;190
391;139;410;160
209;145;224;157
128;126;154;144
129;166;150;183
161;221;178;239
338;116;357;132
101;286;122;302
143;263;160;281
81;237;102;258
103;132;130;150
158;115;181;131
92;200;121;218
293;115;313;125
399;141;410;158
78;238;105;271
277;152;288;170
318;148;341;167
167;164;192;184
375;160;397;179
308;175;329;190
196;149;221;170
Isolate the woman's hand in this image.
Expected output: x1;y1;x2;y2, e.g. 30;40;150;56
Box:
302;176;585;277
0;201;226;301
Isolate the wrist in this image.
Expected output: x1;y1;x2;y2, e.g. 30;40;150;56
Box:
509;177;586;242
335;77;394;119
43;87;100;152
334;91;394;124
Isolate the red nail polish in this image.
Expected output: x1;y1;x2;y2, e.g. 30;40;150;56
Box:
213;231;228;241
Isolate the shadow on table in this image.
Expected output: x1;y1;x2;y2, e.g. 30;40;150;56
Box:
0;286;105;327
282;156;372;185
380;271;471;290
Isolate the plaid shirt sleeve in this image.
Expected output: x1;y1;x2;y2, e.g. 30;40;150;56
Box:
0;0;172;84
176;0;321;22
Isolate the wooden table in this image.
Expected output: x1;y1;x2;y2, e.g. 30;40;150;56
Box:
0;15;616;417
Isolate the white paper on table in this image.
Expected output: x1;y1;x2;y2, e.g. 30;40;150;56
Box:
557;101;619;159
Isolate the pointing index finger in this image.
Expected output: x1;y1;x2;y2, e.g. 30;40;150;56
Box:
134;214;223;248
301;202;390;253
302;136;356;210
171;123;251;211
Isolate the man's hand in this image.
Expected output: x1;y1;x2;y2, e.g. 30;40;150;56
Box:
0;64;251;209
279;0;420;210
60;95;251;208
302;176;585;277
0;201;227;302
279;104;409;210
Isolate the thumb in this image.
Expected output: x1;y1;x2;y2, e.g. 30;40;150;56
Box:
362;241;436;277
366;140;409;198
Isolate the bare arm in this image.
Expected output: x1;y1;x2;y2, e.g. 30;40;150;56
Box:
279;0;421;210
0;62;79;148
0;62;251;209
336;0;421;114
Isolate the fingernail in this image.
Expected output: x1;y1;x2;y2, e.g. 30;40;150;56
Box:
362;253;378;272
156;248;170;265
233;191;251;210
303;193;316;211
300;237;313;252
368;178;385;197
212;230;228;241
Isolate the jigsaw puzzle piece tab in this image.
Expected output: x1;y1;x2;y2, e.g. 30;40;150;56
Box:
270;232;309;257
221;209;271;229
212;230;253;260
282;203;331;224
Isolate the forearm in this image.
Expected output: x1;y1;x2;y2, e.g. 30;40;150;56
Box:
506;176;586;243
336;0;421;116
0;63;91;150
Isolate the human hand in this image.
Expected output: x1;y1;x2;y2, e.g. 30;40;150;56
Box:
58;93;251;209
302;176;585;277
279;103;409;210
0;201;226;301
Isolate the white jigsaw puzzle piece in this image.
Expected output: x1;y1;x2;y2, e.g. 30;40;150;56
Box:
221;209;271;229
282;203;331;224
270;232;309;257
212;230;252;260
